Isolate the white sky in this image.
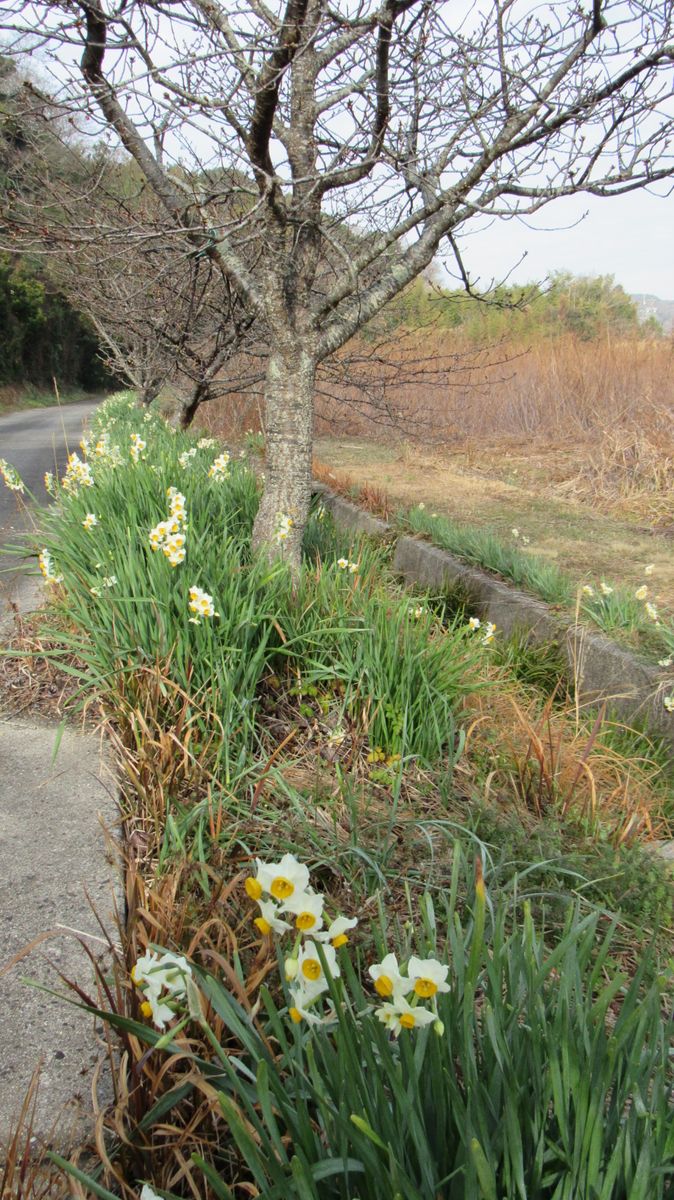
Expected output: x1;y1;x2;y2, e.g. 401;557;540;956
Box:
445;189;674;299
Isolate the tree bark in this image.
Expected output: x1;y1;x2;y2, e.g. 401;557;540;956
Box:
251;339;316;572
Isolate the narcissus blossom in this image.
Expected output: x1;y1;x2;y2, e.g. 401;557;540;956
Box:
131;949;192;1030
376;995;437;1037
368;953;407;999
250;853;311;902
316;915;358;948
407;956;451;999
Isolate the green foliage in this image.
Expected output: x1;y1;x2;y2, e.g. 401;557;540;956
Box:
64;850;674;1200
27;394;482;778
371;270;646;343
0;253;113;389
208;893;674;1199
402;506;574;607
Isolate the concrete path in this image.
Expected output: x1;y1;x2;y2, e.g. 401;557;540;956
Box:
0;718;118;1152
0;399;100;621
0;400;118;1156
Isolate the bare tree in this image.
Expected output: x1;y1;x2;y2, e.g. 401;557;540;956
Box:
2;0;673;566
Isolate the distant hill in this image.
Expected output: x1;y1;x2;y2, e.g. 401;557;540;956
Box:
631;294;674;333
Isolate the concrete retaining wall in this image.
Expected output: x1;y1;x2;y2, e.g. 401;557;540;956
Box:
314;484;674;754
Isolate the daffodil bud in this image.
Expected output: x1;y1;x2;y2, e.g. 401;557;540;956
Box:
285;956;299;981
433;1019;445;1037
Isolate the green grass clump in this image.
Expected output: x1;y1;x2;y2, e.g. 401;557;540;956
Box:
401;504;674;663
62;847;674;1200
402;506;574;607
28;394;483;779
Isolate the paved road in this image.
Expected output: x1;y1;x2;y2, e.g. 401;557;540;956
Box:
0;400;101;611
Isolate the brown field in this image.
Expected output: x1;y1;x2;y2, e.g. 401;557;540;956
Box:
200;332;674;605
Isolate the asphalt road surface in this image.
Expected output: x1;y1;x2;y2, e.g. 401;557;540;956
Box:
0;399;101;611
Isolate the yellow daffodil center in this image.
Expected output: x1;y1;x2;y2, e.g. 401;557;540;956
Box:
414;978;438;998
270;876;294;900
140;1000;153;1018
245;877;263;900
332;933;349;948
296;912;317;930
254;917;272;936
374;975;393;997
301;959;321;981
289;1007;303;1024
399;1013;416;1030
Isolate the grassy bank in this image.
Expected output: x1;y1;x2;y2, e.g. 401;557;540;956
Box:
0;383;101;416
3;393;674;1199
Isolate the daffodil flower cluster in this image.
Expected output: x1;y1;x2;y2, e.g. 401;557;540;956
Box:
0;458;25;493
38;548;63;585
244;853;357;1024
482;621;497;645
92;433;123;465
274;513;294;544
663;695;674;712
130;433;147;463
408;605;426;619
149;488;187;566
188;585;219;622
197;437;217;449
131;949;193;1030
82;513;99;531
44;471;56;497
208;451;231;480
337;558;358;573
369;952;449;1037
61;452;94;493
178;448;197;469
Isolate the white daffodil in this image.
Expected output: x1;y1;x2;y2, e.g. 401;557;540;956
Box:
337;557;349;570
288;980;328;1025
468;616;481;630
253;853;311;902
635;585;648;600
282;888;325;933
253;898;292;937
316;915;358;949
140;1185;162;1200
297;939;339;987
131;950;192;1029
599;582;613;597
376;995;436;1037
581;585;594;597
664;696;674;713
132;950;192;997
482;621;496;645
82;513;98;531
658;657;673;668
407;955;451;999
0;458;25;492
644;564;655;576
368;952;408;999
645;602;659;622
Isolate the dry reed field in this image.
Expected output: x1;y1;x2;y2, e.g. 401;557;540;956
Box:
198;332;674;604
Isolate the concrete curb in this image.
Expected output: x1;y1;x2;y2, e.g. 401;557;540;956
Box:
314;484;674;755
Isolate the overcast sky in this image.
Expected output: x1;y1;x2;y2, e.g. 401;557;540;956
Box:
444;188;673;299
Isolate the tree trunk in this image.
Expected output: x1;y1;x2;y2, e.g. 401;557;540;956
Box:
251;340;316;573
179;381;210;430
